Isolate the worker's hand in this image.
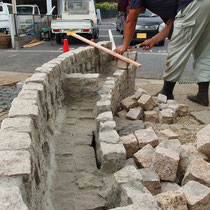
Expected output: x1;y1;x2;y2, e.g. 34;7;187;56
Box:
140;39;155;50
114;45;128;55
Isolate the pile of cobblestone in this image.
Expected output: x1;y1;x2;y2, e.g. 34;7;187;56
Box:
118;88;188;124
112;124;210;209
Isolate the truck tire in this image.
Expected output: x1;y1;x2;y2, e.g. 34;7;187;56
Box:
56;34;62;44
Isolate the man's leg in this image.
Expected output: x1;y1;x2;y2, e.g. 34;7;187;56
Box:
160;0;210;100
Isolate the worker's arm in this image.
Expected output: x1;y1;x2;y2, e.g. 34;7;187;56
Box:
140;18;174;50
114;8;141;55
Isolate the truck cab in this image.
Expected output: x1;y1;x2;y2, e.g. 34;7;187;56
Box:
0;2;12;34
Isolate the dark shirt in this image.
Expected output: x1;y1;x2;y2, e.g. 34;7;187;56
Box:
118;0;129;13
130;0;194;20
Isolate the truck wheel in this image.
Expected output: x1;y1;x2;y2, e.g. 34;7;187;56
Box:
56;34;62;44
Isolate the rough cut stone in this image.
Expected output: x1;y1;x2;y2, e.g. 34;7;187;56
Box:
179;144;208;176
1;117;34;134
0;131;32;151
196;124;210;158
157;93;167;104
0;187;28;210
182;181;210;210
161;182;181;193
159;109;175;124
144;110;158;123
160;129;178;139
177;104;188;116
126;107;143;120
182;158;210;187
120;96;138;111
117;110;127;118
138;94;157;111
0;150;31;176
99;121;116;132
99;142;126;172
96;100;111;115
125;158;138;168
152;146;180;181
155;191;188;210
120;134;139;158
134;88;148;100
120;181;159;208
158;139;182;154
139;168;161;195
133;144;155;168
96;111;113;123
114;165;143;185
99;130;120;144
118;124;146;136
134;127;159;149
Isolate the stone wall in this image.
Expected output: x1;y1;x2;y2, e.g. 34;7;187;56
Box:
0;41;128;209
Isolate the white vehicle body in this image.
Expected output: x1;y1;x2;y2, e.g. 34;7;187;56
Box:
0;2;12;33
51;0;99;44
16;5;41;32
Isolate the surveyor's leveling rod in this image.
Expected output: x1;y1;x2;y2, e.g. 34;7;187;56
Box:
70;33;141;68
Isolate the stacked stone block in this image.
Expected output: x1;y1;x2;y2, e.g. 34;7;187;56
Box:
0;41;115;209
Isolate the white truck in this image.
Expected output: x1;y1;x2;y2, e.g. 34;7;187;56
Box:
51;0;99;44
0;2;12;34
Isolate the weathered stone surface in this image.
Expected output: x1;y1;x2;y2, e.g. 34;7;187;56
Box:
196;124;210;158
182;181;210;210
144;110;158;123
134;127;159;148
99;142;126;172
120;134;139;158
138;94;157;111
118;124;146;136
152;146;180;181
133;144;155;168
191;111;210;124
96;100;111;115
125;158;138;168
155;191;188;210
99;121;116;132
99;130;120;144
0;131;32;151
0;150;31;176
179;144;208;176
117;109;127;118
120;96;138;111
96;111;113;123
157;93;167;104
120;181;159;208
161;182;181;193
158;139;182;154
114;165;143;185
0;187;28;210
182;158;210;187
139;168;161;195
177;104;188;116
160;129;178;139
126;107;143;120
1;117;34;134
159;109;175;124
134;88;148;100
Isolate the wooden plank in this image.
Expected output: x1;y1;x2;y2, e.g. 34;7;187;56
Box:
22;40;45;48
70;33;142;68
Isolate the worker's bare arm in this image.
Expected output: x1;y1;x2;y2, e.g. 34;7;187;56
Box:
140;18;174;50
114;8;142;54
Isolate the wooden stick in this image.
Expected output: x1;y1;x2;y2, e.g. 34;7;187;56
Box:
70;33;141;68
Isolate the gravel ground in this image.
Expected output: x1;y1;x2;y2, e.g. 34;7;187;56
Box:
0;85;21;110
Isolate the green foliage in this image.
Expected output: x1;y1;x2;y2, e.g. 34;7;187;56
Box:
96;2;118;11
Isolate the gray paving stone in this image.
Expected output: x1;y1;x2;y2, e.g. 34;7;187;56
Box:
190;111;210;124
